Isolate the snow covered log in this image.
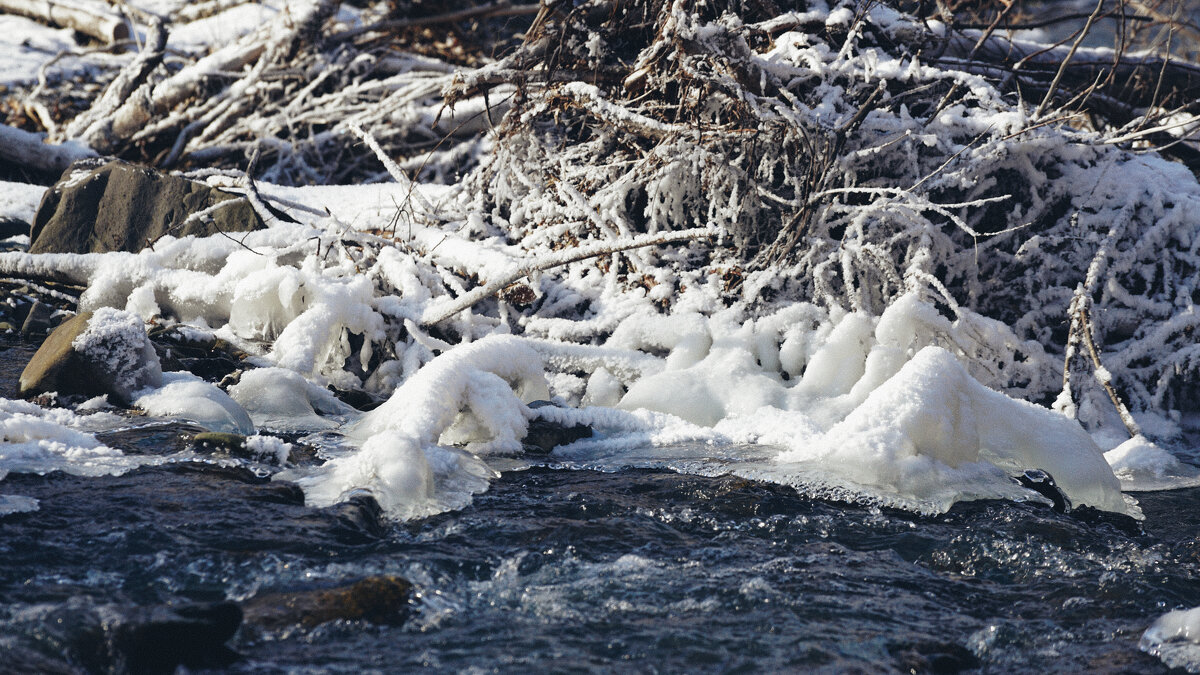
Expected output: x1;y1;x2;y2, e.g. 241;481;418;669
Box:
0;0;130;43
0;124;96;175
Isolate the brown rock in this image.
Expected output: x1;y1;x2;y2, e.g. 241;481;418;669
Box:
18;311;96;399
18;309;163;404
241;575;413;630
30;158;265;254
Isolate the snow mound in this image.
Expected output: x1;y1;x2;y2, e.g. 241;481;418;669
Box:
779;346;1128;515
228;367;355;432
1105;436;1200;492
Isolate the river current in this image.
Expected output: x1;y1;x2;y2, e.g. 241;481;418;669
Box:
2;337;1199;673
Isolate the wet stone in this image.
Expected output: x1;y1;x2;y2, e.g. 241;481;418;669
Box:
241;575;413;630
14;598;243;674
523;400;593;455
190;431;248;454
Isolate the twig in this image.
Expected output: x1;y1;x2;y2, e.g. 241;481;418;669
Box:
420;226;719;326
1036;0;1107;118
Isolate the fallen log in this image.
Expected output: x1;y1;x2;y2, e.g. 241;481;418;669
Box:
0;123;96;175
0;0;129;44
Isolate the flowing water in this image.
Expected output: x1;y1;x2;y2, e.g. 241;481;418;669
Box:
2;336;1199;673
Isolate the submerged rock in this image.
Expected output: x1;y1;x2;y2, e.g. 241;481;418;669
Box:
523;400;593;455
241;575;413;630
19;308;162;405
190;431;248;453
15;598;242;674
30;158;264;254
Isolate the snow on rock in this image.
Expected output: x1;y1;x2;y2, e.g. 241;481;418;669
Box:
71;308;163;403
134;372;255;435
1141;606;1200;673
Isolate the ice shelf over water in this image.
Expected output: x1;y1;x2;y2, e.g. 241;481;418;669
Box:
2;176;1195;521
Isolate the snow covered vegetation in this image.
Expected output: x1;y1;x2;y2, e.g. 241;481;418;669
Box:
3;0;1200;528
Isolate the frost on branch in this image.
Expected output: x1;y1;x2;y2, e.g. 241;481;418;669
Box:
454;0;1200;426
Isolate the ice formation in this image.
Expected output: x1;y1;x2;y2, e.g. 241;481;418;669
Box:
1142;606;1200;673
72;307;163;402
0;397;146;513
228;367;356;432
133;372;255;435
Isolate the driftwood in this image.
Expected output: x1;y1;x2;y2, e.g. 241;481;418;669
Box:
0;0;129;43
0;123;95;174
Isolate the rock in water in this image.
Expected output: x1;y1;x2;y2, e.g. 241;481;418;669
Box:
28;599;242;674
29;158;264;254
241;575;413;630
523;400;593;455
19;308;162;404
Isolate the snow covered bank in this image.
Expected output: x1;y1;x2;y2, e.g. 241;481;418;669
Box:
1;0;1199;523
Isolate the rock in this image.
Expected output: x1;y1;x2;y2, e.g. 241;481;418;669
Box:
241;575;413;631
30;158;265;255
19;299;55;338
523;400;593;455
190;431;248;453
0;214;29;239
109;602;243;674
1015;469;1072;513
23;598;242;675
19;308;163;405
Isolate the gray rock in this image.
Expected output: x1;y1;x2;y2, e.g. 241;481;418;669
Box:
0;215;29;239
19;309;163;405
19;300;55;338
30;158;265;254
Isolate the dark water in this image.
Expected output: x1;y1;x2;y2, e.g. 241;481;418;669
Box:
2;343;1199;673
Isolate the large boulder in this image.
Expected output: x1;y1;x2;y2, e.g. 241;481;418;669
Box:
29;158;264;254
19;308;163;404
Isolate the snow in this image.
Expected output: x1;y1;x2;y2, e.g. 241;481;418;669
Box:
72;308;163;402
1142;606;1200;673
0;181;46;223
0;17;76;86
